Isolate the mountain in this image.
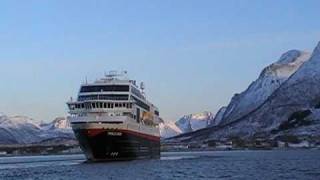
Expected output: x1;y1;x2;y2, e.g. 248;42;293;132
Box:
170;41;320;145
0;114;75;145
220;50;311;125
0;115;42;144
160;111;215;138
175;112;215;133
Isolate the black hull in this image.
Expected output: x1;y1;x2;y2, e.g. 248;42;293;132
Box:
73;128;160;162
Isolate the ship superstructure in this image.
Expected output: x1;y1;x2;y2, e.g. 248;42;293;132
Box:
67;71;160;161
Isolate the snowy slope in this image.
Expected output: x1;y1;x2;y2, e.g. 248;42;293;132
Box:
0;115;42;144
159;122;182;138
0;114;74;145
220;50;311;125
210;107;226;126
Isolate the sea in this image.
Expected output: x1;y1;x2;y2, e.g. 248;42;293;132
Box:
0;150;319;180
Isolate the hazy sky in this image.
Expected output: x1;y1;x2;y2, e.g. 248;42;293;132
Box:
0;0;320;122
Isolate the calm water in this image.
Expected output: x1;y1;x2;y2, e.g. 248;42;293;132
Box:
0;150;319;180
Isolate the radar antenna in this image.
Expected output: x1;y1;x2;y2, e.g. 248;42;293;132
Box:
140;82;145;95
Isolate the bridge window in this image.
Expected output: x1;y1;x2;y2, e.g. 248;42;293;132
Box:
80;85;130;93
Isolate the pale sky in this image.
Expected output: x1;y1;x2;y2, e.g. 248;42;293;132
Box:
0;0;319;122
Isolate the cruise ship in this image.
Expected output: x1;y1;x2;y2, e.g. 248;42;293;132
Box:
67;71;161;161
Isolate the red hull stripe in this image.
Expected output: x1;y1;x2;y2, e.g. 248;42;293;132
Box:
87;129;106;137
86;129;160;142
121;129;160;142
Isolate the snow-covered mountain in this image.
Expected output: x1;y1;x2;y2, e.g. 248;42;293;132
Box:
220;50;311;125
160;111;215;138
0;114;74;145
209;43;320;140
0;115;42;144
170;41;320;143
175;112;214;133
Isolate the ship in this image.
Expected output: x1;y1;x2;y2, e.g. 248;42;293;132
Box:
67;71;161;161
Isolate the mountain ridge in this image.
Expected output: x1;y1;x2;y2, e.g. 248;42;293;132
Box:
0;114;75;145
168;41;320;145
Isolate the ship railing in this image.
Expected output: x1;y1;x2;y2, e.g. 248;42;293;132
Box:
68;115;129;123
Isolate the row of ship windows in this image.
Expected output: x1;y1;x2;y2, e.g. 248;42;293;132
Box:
71;102;133;110
77;95;149;111
75;112;140;122
78;95;128;101
75;95;152;112
75;112;152;125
